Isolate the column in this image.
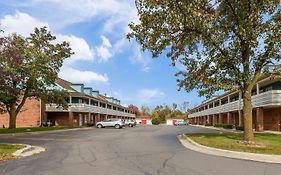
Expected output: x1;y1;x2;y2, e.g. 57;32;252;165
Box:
203;116;206;125
212;115;216;125
88;112;91;124
238;110;243;127
227;112;231;125
256;108;264;131
68;112;74;126
207;115;210;124
218;113;222;123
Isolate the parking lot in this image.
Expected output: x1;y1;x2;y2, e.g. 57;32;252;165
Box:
0;125;280;175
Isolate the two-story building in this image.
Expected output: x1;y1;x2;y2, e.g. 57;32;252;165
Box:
188;75;281;131
0;78;135;127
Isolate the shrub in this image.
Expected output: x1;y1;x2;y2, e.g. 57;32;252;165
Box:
151;117;161;125
235;126;244;131
223;124;234;129
205;123;213;126
214;124;234;129
214;123;224;128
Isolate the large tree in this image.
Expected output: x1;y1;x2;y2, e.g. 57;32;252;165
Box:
0;27;72;129
128;104;141;116
128;1;281;141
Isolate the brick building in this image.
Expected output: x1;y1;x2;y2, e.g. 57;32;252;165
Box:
0;78;135;128
188;75;281;131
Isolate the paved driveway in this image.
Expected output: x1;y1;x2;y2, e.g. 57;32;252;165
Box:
0;125;280;175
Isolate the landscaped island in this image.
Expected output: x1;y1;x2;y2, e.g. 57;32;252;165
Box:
186;133;281;155
0;144;25;161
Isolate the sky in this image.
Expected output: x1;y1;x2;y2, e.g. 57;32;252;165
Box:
0;0;204;109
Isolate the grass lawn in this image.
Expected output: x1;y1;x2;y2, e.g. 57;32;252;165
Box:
186;133;281;155
0;126;81;134
0;144;25;161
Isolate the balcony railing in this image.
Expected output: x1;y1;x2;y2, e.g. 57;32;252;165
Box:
46;103;135;118
189;90;281;118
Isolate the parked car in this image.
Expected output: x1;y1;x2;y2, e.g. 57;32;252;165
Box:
125;119;136;127
174;121;188;126
96;119;125;129
41;120;53;127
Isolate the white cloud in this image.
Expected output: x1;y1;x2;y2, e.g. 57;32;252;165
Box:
59;66;108;83
0;11;95;63
130;45;151;72
96;35;112;62
15;0;138;32
56;34;95;63
0;11;49;37
138;89;165;103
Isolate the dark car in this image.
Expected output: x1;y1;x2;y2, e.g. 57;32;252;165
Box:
41;120;53;127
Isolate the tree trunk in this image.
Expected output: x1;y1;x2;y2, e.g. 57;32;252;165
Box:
243;90;254;142
9;105;17;129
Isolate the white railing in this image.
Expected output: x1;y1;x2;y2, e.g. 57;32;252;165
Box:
46;103;135;118
189;90;281;118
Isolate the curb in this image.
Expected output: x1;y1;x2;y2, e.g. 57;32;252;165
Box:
12;144;46;157
177;134;281;164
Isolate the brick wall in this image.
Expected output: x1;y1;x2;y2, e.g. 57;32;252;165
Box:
0;98;41;128
264;108;280;131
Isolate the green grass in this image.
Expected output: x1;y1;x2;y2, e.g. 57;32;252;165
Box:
0;126;81;134
186;133;281;155
0;144;25;161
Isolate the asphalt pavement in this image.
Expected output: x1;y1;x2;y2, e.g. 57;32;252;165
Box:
0;125;280;175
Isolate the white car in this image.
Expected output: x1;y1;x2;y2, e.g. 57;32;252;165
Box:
174;121;188;125
96;119;125;129
125;119;136;127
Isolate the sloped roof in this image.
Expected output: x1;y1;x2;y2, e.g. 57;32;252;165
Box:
55;78;75;91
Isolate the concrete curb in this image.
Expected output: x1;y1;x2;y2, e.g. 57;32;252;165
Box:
12;144;46;157
177;134;281;164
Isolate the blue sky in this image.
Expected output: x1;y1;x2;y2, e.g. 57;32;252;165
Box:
0;0;204;109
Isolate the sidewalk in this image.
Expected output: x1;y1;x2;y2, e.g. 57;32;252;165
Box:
0;127;93;137
191;124;281;134
190;124;242;133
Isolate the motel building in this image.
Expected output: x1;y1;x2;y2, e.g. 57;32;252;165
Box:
0;78;136;128
188;75;281;132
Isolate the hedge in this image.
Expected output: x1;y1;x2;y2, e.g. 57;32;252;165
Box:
205;123;213;126
214;124;234;129
151;117;161;125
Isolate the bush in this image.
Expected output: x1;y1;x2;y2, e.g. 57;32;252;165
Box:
223;124;234;129
235;126;244;131
205;123;213;126
214;124;234;129
214;123;224;128
151;117;161;125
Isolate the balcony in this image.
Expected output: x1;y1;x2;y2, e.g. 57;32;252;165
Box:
46;103;135;118
189;90;281;118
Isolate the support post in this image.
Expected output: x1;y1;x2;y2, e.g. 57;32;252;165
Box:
69;112;74;126
256;108;264;131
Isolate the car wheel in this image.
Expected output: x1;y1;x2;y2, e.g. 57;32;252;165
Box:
115;124;121;129
97;124;103;128
129;124;133;127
